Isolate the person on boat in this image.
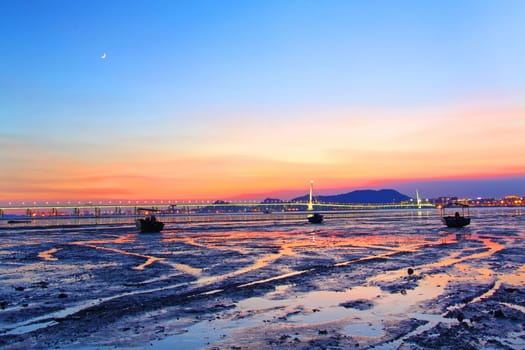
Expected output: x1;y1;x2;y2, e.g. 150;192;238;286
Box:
455;211;461;223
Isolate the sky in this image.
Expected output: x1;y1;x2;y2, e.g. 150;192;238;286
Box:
1;0;525;202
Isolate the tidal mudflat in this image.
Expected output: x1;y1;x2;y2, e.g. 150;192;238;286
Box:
1;208;524;349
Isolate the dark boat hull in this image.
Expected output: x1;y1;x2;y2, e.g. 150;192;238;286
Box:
442;216;470;228
308;213;324;224
7;220;32;224
135;219;164;233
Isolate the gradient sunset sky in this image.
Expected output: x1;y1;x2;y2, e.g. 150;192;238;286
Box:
1;0;524;202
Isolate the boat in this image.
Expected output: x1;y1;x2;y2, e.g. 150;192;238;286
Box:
7;220;32;224
135;215;164;233
443;214;470;228
439;203;471;228
307;213;324;224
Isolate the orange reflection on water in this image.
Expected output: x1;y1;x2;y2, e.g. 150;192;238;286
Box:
193;231;314;285
114;234;138;244
433;236;505;269
71;242;166;271
37;248;62;261
500;264;525;286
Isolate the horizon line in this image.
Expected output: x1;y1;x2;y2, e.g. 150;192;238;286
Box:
2;189;524;206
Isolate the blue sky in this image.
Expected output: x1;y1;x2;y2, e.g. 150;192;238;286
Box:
1;0;524;201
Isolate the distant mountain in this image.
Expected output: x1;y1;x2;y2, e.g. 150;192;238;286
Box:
292;189;412;204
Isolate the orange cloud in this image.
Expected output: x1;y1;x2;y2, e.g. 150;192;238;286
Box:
2;102;524;202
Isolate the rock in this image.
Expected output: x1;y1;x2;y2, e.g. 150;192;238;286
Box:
493;309;505;318
340;299;374;310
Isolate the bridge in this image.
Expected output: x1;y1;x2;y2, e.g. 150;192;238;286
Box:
0;200;435;218
0;183;435;219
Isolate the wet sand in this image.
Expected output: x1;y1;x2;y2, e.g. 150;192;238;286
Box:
0;208;524;349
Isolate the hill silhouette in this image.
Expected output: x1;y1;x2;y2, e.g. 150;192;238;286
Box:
292;189;412;204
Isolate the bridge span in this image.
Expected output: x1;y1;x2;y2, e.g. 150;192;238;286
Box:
0;200;435;218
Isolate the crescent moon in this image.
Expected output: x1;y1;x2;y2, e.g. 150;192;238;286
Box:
101;53;107;59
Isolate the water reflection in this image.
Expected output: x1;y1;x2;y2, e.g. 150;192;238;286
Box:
37;248;62;261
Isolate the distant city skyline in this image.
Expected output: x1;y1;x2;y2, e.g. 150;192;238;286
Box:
1;1;524;202
392;176;525;200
